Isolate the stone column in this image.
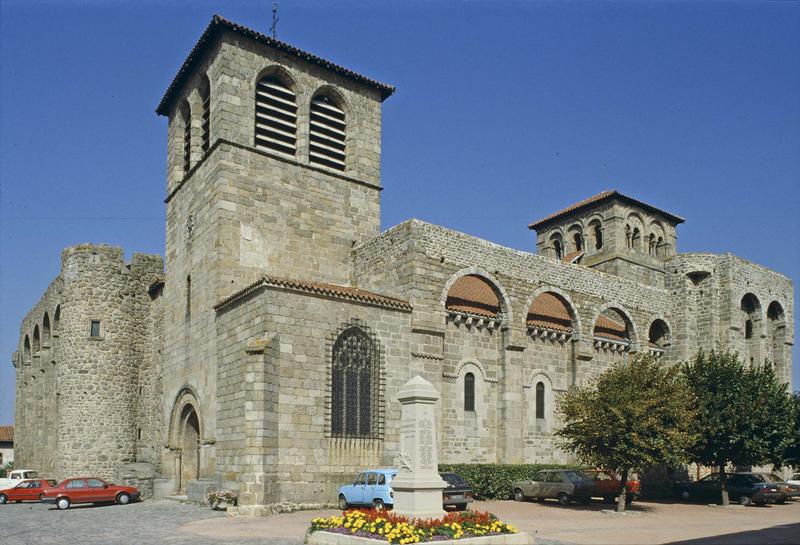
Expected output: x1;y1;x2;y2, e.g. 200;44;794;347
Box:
391;376;446;519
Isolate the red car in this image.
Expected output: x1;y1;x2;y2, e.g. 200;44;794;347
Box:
585;470;641;503
41;477;140;510
0;479;58;504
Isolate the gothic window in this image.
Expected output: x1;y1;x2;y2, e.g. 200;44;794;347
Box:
255;75;297;155
464;372;475;412
309;94;346;170
330;325;380;439
535;382;545;419
181;100;191;174
200;76;211;153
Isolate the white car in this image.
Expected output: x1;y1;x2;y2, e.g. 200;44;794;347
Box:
0;469;39;490
787;473;800;498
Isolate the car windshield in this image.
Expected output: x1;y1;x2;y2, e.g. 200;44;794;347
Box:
440;473;469;488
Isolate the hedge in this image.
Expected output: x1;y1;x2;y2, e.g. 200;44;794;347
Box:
438;463;581;500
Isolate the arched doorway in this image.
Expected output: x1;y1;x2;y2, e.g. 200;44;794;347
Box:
179;404;200;493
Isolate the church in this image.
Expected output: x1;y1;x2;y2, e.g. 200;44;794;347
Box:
11;15;793;513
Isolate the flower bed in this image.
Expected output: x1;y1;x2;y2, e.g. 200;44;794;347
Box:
310;509;517;544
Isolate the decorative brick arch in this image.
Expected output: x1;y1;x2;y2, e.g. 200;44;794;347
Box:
444;358;497;384
523;286;582;340
168;386;203;447
440;267;513;325
589;302;640;348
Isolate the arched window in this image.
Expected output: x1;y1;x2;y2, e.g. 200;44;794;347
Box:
535;382;545;419
553;239;563;260
331;326;380;438
309;94;346;170
573;232;583;252
199;76;210;153
32;325;40;353
741;294;760;340
42;313;51;345
185;275;191;321
657;236;665;258
464;372;475;412
625;225;632;249
593;222;603;250
255;75;297;155
445;274;501;319
23;335;31;361
181;100;191;174
632;228;641;252
648;234;656;256
53;305;61;332
648;319;670;349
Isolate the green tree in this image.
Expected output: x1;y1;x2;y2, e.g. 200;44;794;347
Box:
556;354;697;512
782;392;800;469
682;351;794;506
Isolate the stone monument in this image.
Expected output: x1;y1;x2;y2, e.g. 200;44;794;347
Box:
391;375;447;519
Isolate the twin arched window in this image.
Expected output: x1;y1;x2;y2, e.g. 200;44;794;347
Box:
254;74;346;171
330;326;380;438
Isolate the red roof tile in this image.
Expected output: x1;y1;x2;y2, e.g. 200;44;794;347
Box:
562;251;584;264
0;426;13;442
214;275;412;311
157;15;395;116
528;190;685;230
594;313;629;342
527;292;573;333
445;275;500;318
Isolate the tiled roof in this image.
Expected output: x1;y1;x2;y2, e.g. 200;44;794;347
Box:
156;15;395;116
562;251;584;264
0;425;13;442
593;313;629;342
526;292;573;333
445;275;501;319
214;275;411;312
528;190;685;230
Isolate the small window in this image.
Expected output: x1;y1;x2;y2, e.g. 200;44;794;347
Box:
535;382;545;419
464;372;475;412
594;224;603;249
378;474;386;485
309;94;346;170
745;319;753;339
90;320;101;338
185;275;192;322
573;232;582;252
367;473;378;485
137;428;142;440
553;239;563;260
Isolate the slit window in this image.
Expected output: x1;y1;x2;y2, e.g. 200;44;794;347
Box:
464;372;475;412
254;76;297;155
90;320;101;338
309;94;346;170
181;101;191;174
535;382;545;419
200;78;210;153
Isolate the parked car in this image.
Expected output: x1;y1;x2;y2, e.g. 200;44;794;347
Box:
41;478;140;510
512;469;594;505
787;473;800;498
338;469;397;510
584;470;640;503
0;478;58;504
674;472;785;506
754;472;795;501
440;472;474;511
0;469;40;490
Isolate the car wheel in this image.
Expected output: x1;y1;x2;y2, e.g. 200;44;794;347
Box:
680;490;690;500
56;497;71;510
558;493;570;506
0;494;7;504
776;499;786;505
454;503;467;511
338;495;348;510
513;488;526;502
738;495;752;507
372;499;385;511
116;493;131;505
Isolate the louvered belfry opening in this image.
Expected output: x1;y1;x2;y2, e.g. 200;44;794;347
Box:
254;76;297;155
200;78;210;153
181;101;191;174
309;94;346;171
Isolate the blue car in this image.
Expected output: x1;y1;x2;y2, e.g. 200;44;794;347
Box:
338;468;398;510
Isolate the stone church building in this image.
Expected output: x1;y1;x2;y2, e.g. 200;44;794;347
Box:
11;16;793;512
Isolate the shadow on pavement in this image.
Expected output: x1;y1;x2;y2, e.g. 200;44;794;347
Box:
520;498;656;513
661;522;800;545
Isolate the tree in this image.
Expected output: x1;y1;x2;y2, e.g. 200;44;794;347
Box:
682;351;794;506
782;392;800;469
556;354;697;512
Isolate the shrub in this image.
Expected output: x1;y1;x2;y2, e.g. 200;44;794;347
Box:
438;463;580;500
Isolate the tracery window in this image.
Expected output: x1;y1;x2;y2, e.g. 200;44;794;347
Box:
330;325;381;439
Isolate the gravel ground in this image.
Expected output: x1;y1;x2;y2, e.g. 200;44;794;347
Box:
1;497;799;545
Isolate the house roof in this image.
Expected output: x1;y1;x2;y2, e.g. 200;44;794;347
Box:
0;425;13;442
156;15;395;116
593;313;629;342
526;292;573;333
528;190;685;230
214;275;411;312
445;275;501;319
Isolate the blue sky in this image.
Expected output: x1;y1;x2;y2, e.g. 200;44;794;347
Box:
0;0;798;425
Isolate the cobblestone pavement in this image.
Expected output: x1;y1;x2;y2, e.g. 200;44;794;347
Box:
2;498;800;545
